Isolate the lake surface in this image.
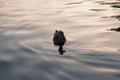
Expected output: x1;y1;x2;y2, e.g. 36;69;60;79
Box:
0;0;120;80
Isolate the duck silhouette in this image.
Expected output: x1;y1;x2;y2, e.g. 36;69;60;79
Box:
53;30;66;55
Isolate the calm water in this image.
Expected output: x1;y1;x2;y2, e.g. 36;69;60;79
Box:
0;0;120;80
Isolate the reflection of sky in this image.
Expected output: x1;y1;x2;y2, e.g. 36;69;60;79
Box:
0;0;120;80
0;0;120;52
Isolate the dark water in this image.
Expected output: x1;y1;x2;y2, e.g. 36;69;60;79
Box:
0;0;120;80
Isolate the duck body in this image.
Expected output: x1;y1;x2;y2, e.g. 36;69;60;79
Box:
53;30;66;46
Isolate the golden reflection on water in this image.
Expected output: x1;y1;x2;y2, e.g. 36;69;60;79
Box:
94;67;120;73
4;30;32;36
0;0;120;52
0;0;120;80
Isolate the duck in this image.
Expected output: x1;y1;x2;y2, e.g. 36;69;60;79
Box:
53;30;66;55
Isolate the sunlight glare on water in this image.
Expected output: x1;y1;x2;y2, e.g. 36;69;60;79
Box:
0;0;120;80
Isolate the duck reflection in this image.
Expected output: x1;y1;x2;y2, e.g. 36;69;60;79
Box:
53;30;66;55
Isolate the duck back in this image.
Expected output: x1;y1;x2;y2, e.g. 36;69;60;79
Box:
53;30;66;46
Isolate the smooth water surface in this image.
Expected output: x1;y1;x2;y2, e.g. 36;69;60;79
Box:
0;0;120;80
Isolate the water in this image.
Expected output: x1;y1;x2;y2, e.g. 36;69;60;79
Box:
0;0;120;80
